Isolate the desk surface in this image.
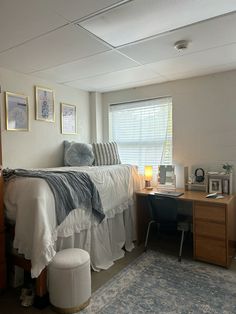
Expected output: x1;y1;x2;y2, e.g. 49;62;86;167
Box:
136;188;235;205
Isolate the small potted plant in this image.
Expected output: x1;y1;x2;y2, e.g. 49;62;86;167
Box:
222;163;233;174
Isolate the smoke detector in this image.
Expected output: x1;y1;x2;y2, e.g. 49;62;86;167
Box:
174;40;189;51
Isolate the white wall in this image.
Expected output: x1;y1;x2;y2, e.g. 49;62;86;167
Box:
0;67;90;168
90;92;103;143
102;70;236;190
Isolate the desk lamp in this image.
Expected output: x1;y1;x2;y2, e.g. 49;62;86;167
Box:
144;165;153;190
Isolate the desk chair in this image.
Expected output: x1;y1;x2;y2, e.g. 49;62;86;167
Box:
144;195;189;261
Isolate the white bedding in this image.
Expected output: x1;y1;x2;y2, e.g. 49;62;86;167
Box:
4;164;142;278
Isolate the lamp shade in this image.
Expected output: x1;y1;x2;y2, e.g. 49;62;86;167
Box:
144;166;153;180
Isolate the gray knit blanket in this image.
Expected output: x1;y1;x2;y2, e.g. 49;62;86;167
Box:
3;169;105;225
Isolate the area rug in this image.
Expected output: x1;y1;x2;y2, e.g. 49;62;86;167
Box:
81;250;236;313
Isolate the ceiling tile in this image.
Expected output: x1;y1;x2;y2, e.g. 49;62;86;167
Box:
165;62;236;82
147;43;236;77
66;66;165;92
33;51;139;83
0;0;68;52
0;24;110;73
79;0;236;47
119;13;236;65
48;0;124;22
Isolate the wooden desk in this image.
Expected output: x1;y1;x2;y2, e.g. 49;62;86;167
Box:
136;189;236;268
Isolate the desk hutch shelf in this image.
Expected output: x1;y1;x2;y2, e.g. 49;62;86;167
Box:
184;167;233;194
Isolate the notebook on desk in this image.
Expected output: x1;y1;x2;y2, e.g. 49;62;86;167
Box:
154;191;184;197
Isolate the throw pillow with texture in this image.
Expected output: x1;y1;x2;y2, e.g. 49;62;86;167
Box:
92;142;121;166
64;141;94;166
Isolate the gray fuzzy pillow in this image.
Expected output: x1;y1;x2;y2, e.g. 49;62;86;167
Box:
64;141;94;166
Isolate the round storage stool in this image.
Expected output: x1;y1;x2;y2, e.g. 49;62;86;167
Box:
48;248;91;313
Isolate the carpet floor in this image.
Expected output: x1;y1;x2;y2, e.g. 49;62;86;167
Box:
81;250;236;314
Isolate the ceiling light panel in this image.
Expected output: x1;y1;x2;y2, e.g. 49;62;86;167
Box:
33;51;139;83
0;25;110;73
0;0;67;52
119;13;236;65
78;0;236;47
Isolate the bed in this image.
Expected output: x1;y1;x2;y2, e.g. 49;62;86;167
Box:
4;164;142;300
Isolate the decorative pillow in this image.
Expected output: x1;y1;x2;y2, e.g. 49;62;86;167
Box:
64;141;94;166
92;142;121;166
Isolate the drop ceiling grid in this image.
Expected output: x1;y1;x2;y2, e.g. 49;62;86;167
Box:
0;0;68;53
66;65;166;91
78;0;236;47
146;43;236;77
118;13;236;65
0;24;112;73
0;0;235;92
47;0;127;23
32;50;141;83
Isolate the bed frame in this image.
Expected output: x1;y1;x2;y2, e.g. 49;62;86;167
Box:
0;124;47;305
7;224;48;308
11;252;48;307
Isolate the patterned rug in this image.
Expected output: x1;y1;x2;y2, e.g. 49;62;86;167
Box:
81;250;236;313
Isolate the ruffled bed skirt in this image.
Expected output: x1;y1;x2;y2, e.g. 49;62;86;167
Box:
56;206;135;272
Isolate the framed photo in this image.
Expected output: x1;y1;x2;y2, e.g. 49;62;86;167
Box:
35;86;55;122
222;179;229;194
5;92;29;131
209;178;222;194
61;103;77;134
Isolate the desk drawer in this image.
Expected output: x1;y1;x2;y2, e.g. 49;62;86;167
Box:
195;221;226;240
194;202;225;223
195;236;226;266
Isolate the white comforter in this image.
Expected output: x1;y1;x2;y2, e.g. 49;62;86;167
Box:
4;164;141;277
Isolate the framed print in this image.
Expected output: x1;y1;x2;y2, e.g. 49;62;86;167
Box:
35;86;55;122
5;92;29;131
61;103;77;134
222;179;229;194
209;178;222;194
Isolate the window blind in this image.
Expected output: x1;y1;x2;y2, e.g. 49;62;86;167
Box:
109;97;172;174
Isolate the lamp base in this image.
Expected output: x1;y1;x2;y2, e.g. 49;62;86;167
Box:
145;180;153;190
145;186;153;190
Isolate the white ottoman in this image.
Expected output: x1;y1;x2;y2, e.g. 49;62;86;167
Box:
48;248;91;313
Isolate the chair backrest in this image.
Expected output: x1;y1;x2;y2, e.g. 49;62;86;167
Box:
148;195;178;222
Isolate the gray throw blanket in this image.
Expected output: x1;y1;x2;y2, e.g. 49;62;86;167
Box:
3;169;105;225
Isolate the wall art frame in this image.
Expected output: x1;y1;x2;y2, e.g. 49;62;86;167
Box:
61;103;77;134
35;86;55;122
5;91;29;131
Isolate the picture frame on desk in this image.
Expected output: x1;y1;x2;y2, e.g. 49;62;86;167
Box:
209;178;222;194
222;179;229;194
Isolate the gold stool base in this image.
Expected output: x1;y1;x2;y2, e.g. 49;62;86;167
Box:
52;298;90;314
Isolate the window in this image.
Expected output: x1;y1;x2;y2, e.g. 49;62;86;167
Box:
109;97;172;174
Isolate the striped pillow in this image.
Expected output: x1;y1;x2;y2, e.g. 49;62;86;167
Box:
92;142;121;166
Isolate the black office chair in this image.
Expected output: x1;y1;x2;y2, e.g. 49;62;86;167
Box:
144;195;189;261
